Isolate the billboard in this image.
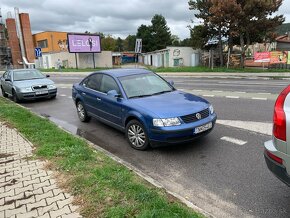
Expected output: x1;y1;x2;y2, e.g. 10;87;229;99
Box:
269;51;288;64
254;52;270;62
67;34;101;53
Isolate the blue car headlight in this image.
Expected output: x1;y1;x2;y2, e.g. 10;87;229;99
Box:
153;118;181;127
209;104;214;114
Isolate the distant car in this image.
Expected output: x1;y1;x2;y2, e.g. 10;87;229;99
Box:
0;69;57;102
264;85;290;186
72;69;217;150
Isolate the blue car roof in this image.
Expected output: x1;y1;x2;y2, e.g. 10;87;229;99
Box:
95;68;153;78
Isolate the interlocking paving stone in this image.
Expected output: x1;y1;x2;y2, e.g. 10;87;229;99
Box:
0;122;82;217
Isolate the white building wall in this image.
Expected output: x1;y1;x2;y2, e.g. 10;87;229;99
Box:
37;51;112;69
142;47;199;67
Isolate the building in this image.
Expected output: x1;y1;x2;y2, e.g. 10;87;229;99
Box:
32;31;113;69
33;31;68;53
276;34;290;51
142;47;200;68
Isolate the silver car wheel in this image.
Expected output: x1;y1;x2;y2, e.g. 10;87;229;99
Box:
77;103;85;120
128;124;146;148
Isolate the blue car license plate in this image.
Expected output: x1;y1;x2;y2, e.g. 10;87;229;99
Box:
194;122;212;134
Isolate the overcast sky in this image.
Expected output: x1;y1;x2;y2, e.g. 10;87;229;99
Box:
1;0;290;40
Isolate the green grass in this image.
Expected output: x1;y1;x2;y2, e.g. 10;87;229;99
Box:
0;97;203;218
151;66;290;73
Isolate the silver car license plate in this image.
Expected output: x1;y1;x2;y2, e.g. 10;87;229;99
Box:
194;122;212;134
36;90;48;95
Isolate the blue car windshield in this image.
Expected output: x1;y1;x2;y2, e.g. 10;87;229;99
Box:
13;70;45;81
118;73;174;98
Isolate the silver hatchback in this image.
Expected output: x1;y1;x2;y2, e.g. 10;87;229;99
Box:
264;85;290;186
0;69;57;102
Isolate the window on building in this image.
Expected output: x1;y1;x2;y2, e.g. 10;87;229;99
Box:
37;40;48;48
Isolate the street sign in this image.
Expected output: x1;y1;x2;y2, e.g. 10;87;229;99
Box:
35;47;42;57
135;38;142;54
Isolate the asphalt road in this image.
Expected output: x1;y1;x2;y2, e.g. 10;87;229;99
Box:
3;73;290;218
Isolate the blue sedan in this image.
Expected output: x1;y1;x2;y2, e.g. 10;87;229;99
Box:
72;69;217;150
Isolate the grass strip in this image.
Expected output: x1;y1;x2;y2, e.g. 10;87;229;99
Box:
0;97;203;218
151;66;290;73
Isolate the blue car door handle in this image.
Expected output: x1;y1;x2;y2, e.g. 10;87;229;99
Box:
81;92;86;96
96;97;101;101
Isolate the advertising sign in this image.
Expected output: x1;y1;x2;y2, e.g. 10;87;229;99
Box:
67;34;101;53
288;51;290;64
254;52;270;62
270;51;287;64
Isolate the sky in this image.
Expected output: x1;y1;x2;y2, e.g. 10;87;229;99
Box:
0;0;289;40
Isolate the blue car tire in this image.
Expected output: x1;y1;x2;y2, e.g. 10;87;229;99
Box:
76;101;90;122
126;120;149;150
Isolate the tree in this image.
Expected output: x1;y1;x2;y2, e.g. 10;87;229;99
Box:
150;14;172;51
171;35;180;46
124;35;136;51
114;37;123;52
136;24;152;52
189;25;209;49
101;35;116;51
136;14;172;52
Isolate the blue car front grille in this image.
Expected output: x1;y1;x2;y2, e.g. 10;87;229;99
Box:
180;108;209;123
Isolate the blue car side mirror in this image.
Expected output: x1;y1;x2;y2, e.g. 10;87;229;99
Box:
168;80;174;86
107;90;121;98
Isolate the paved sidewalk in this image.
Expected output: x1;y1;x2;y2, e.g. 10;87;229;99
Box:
0;122;82;218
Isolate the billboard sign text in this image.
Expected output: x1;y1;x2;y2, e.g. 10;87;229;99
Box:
67;34;101;53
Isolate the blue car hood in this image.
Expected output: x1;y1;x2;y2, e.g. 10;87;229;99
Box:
130;90;209;118
14;78;54;88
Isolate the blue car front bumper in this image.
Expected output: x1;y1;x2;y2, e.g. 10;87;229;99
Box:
148;114;217;147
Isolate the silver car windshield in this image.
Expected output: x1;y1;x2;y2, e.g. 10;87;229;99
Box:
13;70;45;81
118;73;173;99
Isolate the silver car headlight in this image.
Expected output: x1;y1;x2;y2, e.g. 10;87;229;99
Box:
19;87;33;93
209;105;214;114
48;84;56;89
153;118;181;127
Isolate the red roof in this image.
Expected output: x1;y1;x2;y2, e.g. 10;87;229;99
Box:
276;34;290;43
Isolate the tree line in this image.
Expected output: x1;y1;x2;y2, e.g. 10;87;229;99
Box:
96;14;191;52
93;0;286;67
189;0;285;66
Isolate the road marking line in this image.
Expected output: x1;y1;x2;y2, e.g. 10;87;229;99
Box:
212;90;223;93
202;94;215;97
226;96;239;99
68;96;72;99
60;94;67;97
192;90;203;92
220;136;247;145
234;91;246;94
257;92;271;95
60;86;67;89
252;97;267;100
217;120;272;135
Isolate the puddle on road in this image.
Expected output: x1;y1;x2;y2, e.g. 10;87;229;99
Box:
43;115;110;150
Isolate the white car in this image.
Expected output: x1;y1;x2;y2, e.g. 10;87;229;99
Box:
0;69;57;102
264;85;290;186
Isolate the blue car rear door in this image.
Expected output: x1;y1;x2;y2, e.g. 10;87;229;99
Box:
80;74;103;116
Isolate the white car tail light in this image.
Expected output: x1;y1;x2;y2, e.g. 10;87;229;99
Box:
273;85;290;141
